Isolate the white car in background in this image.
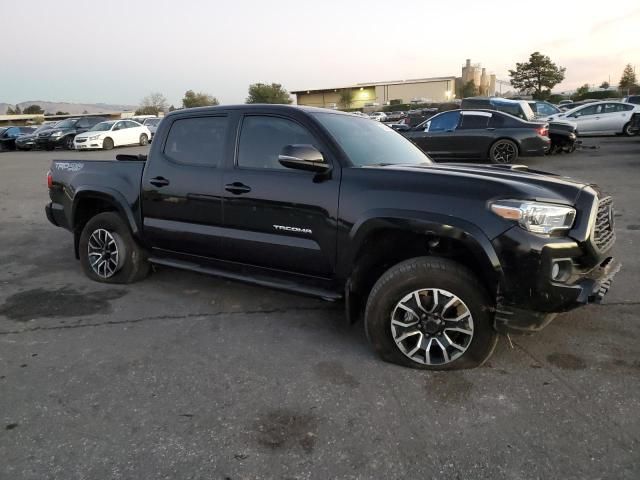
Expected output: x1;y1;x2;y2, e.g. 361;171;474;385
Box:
73;120;152;150
369;112;387;122
544;101;638;136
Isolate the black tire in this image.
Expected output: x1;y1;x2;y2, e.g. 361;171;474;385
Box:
79;212;150;284
489;139;518;164
103;137;114;150
364;257;498;370
139;133;148;146
64;136;75;150
623;122;637;137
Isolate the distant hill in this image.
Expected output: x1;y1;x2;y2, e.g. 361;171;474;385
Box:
1;101;136;115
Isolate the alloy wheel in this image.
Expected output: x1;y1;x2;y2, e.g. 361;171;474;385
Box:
87;229;121;279
390;288;474;366
492;141;516;163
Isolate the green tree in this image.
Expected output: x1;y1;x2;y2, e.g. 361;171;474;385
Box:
245;83;292;104
182;90;219;108
338;89;354;109
136;92;167;115
23;104;44;114
55;111;69;115
7;105;22;114
461;80;478;98
509;51;566;99
599;81;610;89
618;64;637;91
168;105;176;112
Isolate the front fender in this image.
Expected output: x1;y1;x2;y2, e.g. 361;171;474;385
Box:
343;208;504;290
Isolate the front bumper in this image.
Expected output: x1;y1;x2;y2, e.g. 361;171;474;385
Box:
36;136;66;148
492;226;620;334
74;137;103;150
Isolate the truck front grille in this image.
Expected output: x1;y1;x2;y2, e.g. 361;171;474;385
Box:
593;196;615;251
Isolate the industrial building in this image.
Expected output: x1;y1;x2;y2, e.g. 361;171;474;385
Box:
292;58;496;109
292;77;457;109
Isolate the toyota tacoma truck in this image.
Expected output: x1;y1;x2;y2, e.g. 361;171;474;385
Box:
45;105;620;370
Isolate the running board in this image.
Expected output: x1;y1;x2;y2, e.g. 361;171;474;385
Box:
148;257;342;302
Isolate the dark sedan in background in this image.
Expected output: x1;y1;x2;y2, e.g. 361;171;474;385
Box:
400;109;550;163
15;124;58;150
0;126;37;151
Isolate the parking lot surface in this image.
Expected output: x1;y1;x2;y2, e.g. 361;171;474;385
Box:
1;140;639;479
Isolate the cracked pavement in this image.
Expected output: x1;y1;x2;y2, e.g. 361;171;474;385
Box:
1;140;639;479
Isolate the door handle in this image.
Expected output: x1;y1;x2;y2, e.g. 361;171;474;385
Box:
486;127;496;131
594;117;600;120
225;182;251;194
150;176;170;187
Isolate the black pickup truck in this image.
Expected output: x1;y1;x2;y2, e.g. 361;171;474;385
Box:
46;105;620;370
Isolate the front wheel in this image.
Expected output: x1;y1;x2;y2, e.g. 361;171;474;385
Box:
79;212;150;284
139;134;148;146
102;137;114;150
64;136;75;150
489;139;518;164
365;257;498;370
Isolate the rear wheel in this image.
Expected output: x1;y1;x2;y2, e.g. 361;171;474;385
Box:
623;122;637;137
365;257;498;370
103;137;114;150
489;139;518;164
79;212;150;284
139;133;148;146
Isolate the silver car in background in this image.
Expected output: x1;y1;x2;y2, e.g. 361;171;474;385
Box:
545;101;638;136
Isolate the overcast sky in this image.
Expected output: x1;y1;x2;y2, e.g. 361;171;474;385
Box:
3;0;639;106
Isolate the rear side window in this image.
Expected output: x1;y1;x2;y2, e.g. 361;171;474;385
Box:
627;96;640;105
459;114;489;129
237;116;317;170
164;116;228;167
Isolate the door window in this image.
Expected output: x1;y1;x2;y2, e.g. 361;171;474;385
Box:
426;111;461;132
164;116;228;167
459;113;490;129
573;105;598;117
76;118;91;128
237;116;317;170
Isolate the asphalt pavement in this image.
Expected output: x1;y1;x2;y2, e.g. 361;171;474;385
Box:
1;139;639;479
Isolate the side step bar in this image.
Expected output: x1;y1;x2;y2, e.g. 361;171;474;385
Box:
148;257;342;302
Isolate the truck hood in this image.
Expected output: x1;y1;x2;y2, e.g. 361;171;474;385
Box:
378;162;591;205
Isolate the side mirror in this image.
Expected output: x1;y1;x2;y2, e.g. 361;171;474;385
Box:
278;144;331;173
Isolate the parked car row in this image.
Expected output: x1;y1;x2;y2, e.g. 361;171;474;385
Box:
0;116;160;152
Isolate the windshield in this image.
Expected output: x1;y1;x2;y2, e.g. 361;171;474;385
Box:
90;122;114;132
312;112;431;167
55;119;77;129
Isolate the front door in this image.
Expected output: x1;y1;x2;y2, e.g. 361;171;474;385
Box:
141;113;232;258
407;110;461;159
220;114;340;277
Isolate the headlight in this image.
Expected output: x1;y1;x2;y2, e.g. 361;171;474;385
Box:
88;135;101;141
490;200;576;235
50;131;62;137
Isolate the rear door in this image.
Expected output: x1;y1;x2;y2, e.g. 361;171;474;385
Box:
219;113;340;277
141;113;232;258
601;103;634;133
453;111;492;158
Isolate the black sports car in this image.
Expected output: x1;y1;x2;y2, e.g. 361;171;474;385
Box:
399;109;550;164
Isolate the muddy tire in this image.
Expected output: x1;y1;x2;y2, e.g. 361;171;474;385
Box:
365;257;498;370
79;212;150;284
